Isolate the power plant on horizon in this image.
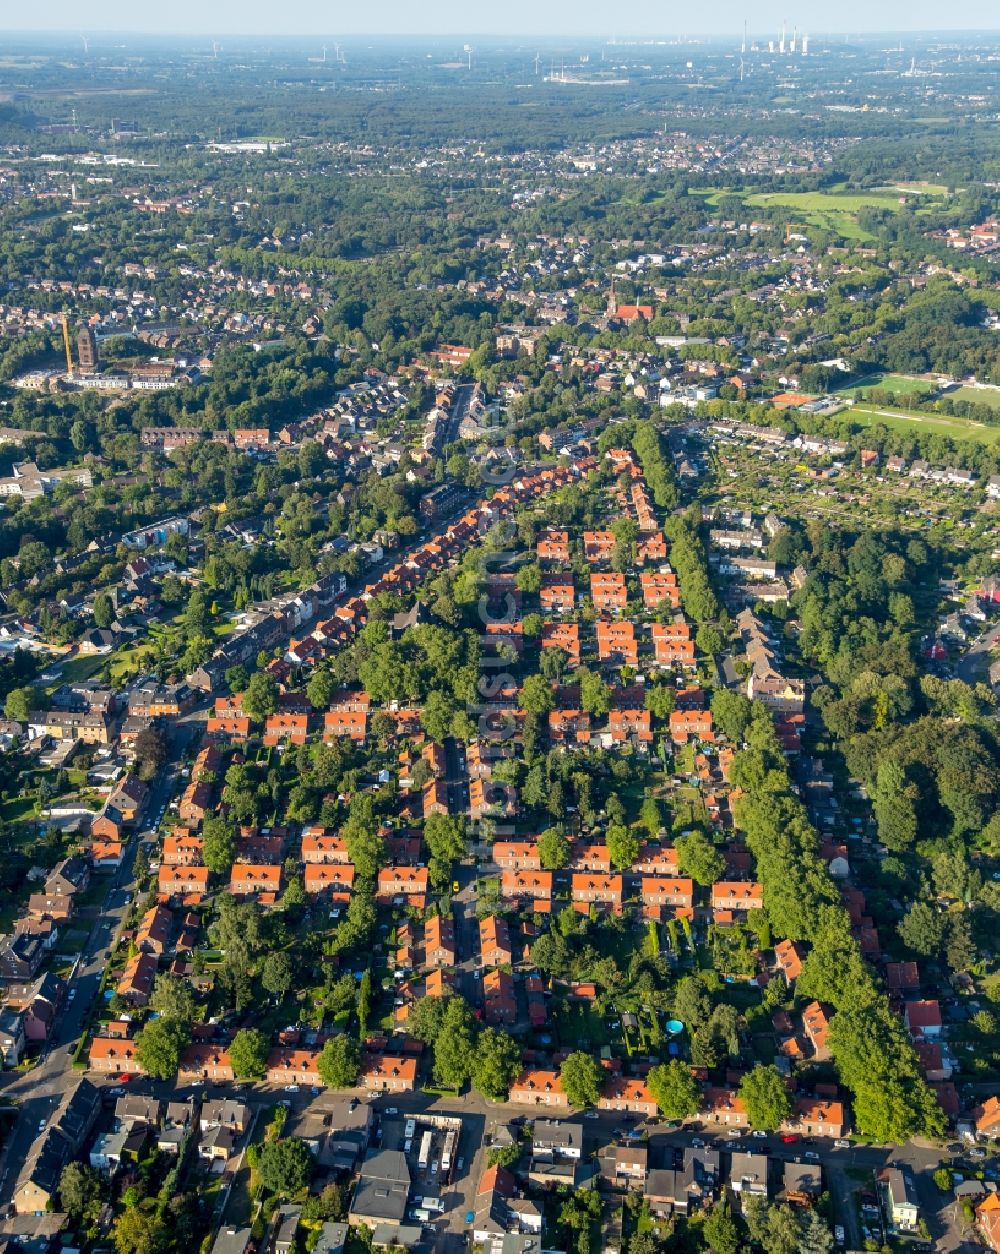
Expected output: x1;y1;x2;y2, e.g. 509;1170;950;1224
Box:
741;20;811;56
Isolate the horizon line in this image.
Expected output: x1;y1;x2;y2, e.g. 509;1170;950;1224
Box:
2;26;1000;39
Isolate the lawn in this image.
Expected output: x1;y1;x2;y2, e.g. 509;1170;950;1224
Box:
48;652;107;686
947;385;1000;411
739;188;918;241
871;182;951;197
555;1001;612;1051
0;795;37;823
845;404;1000;445
109;640;157;684
835;372;936;399
745;190;910;214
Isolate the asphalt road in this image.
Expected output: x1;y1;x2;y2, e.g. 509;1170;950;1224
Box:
957;619;1000;685
0;724;195;1212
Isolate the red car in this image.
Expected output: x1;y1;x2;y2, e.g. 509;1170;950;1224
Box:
780;1134;797;1143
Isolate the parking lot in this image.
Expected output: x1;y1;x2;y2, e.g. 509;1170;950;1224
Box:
380;1112;471;1239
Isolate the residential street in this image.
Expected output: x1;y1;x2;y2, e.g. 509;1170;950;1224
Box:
957;618;1000;684
0;725;195;1213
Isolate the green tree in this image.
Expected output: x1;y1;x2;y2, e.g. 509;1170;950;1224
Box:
516;563;542;594
113;1205;169;1254
647;1060;700;1120
676;828;725;886
300;1183;345;1224
488;1143;521;1169
738;1064;792;1132
897;900;946;957
225;664;250;694
4;686;34;722
93;591;115;629
242;672;278;723
873;759;919;851
202;816;237;875
673;974;712;1032
827;1000;945;1141
933;1166;953;1191
148;974;196;1024
742;1195;770;1247
421;689;455;743
645;683;676;720
424;812;466;888
410;994;452;1046
639;797;664;837
579;669;611;718
703;1194;740;1254
521;673;555;715
433;997;476;1089
262;952;293;999
317;1035;361;1089
307;668;337;711
946;913;977;972
59;1161;102;1219
229;1028;268;1079
135;1018;190;1080
696;623;723;656
797;1209;835;1254
257;1137;313;1196
559;1051;602;1108
357;969;372;1039
134;726;169;781
183;587;211;637
710;689;753;743
471;1028;522;1101
538;828;570;870
606;823;640;871
762;1203;804;1254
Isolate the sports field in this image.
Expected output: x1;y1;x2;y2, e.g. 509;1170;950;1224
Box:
835;372;937;398
946;385;1000;411
847;404;1000;445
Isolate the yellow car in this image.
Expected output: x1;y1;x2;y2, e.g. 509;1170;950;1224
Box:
452;880;461;894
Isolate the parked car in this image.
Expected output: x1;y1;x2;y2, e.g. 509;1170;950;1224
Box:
752;1130;767;1139
834;1138;850;1149
804;1151;820;1161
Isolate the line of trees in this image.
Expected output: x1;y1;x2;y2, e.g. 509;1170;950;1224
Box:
731;709;945;1142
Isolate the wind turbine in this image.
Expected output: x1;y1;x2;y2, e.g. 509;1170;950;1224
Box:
533;52;540;76
212;41;221;59
80;34;89;55
464;44;473;70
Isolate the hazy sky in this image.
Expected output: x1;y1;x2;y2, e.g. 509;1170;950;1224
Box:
3;1;998;37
